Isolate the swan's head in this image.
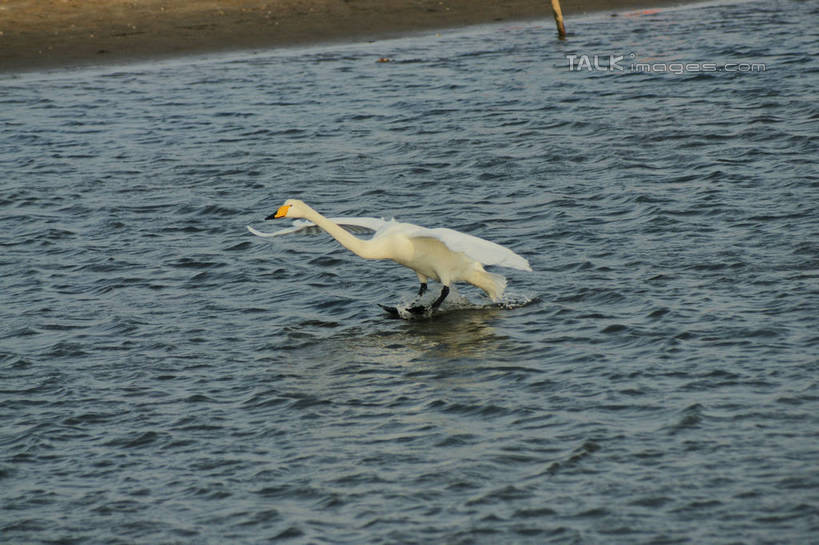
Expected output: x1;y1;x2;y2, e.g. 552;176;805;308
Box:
266;199;307;220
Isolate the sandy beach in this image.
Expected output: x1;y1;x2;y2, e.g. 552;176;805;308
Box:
1;0;684;72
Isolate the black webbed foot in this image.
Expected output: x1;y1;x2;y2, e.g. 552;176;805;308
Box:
379;304;401;318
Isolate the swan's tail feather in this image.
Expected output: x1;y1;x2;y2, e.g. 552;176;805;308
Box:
468;267;507;302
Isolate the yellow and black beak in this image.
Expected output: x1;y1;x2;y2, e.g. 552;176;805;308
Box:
265;204;290;220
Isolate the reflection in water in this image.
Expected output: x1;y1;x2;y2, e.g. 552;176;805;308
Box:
403;307;509;361
338;305;516;365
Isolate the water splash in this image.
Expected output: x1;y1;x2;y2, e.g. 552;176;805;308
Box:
384;287;539;319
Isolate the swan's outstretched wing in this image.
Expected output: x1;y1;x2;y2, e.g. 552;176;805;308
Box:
407;225;532;271
247;217;388;238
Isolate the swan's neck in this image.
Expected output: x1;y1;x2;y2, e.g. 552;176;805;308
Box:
303;205;379;259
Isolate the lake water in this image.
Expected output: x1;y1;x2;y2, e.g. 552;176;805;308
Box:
1;0;817;543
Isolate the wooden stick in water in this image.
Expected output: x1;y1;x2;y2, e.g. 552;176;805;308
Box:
551;0;567;39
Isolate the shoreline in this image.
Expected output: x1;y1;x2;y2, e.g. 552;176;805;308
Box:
1;0;689;73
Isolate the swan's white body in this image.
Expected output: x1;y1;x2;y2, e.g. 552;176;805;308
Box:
248;199;531;303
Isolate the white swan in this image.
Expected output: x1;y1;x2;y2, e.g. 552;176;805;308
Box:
248;199;532;312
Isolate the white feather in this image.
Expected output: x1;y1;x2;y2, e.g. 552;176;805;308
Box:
393;225;532;272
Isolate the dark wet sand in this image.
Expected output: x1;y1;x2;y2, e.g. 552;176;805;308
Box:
0;0;686;72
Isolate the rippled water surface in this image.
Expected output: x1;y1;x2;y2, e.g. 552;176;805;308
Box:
2;1;818;543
